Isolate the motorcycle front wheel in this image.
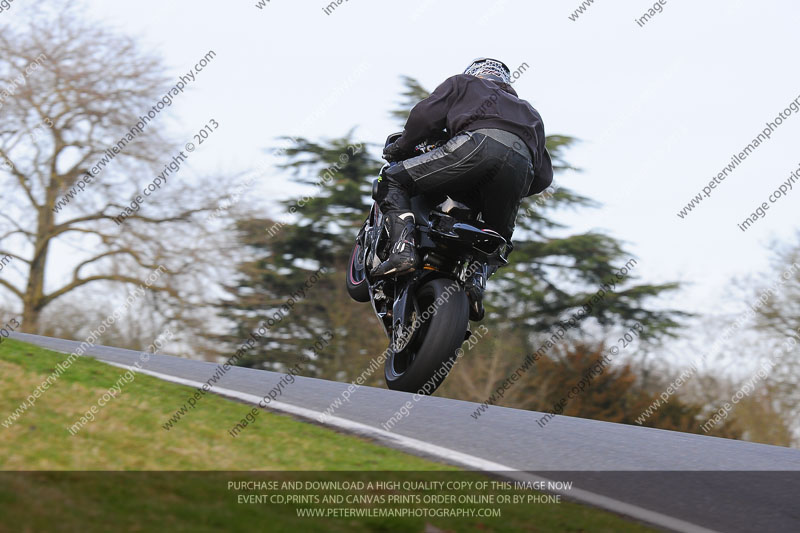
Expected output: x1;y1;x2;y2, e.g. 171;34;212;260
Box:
384;278;469;395
345;236;370;303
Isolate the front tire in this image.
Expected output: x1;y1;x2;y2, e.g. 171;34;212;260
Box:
346;239;370;303
385;278;469;395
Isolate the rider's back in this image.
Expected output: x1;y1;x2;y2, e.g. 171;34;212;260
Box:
402;74;552;195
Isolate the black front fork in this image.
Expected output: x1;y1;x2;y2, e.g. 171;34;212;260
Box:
390;279;418;352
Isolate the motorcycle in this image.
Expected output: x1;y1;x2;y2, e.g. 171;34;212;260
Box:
345;132;512;395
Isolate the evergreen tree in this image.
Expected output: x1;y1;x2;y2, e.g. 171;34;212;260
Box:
216;134;388;379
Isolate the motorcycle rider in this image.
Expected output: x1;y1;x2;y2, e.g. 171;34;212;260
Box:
373;58;553;318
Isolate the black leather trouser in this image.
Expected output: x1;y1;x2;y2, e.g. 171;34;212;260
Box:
376;130;534;240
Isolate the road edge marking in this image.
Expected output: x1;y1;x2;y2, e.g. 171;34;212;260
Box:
101;359;720;533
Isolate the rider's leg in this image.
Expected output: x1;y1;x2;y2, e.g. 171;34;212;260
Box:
372;131;531;279
372;165;418;277
371;132;488;277
477;149;533;241
464;149;531;320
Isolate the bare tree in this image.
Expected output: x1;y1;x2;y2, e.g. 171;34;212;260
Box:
751;235;800;443
755;238;800;339
0;4;235;334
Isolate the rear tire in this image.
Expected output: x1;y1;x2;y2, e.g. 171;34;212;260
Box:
384;278;469;395
346;239;370;303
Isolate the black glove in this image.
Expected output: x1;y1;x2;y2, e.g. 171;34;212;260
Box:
383;141;406;162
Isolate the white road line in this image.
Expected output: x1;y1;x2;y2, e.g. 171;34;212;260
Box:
103;360;720;533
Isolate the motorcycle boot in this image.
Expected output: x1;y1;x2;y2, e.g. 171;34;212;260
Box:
371;211;419;278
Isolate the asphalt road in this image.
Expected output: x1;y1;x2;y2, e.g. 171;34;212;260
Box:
10;332;800;533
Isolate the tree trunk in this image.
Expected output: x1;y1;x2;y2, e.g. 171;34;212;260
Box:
21;301;41;334
22;204;54;334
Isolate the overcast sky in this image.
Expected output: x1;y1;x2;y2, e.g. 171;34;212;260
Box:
16;0;800;324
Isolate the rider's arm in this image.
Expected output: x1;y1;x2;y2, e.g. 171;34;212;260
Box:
393;76;459;153
527;147;554;196
525;110;554;196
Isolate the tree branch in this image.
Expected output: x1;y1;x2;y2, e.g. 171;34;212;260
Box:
42;273;178;308
53;206;207;235
0;277;23;300
0;148;39;208
0;249;30;263
0;211;35;239
71;248;160;279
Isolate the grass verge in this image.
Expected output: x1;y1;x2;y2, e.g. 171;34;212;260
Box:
0;338;655;532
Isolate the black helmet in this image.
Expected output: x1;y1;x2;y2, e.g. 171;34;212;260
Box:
464;58;512;84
